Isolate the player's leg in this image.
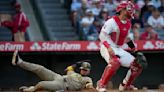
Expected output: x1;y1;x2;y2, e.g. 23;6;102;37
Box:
119;50;143;91
100;44;110;63
12;50;62;81
96;45;121;92
20;79;66;92
36;79;65;91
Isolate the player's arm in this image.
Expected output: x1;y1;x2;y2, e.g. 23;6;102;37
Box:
65;61;82;75
127;40;136;51
127;30;137;52
99;19;116;57
85;77;94;89
84;78;98;91
65;65;75;75
126;27;137;52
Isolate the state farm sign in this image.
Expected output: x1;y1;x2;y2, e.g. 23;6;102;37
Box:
30;42;81;51
143;41;164;50
0;41;163;52
154;41;164;49
0;42;24;51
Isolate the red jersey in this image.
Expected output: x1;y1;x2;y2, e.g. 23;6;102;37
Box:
1;12;29;34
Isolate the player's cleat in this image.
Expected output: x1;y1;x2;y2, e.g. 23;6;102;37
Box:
119;83;138;91
19;86;35;92
19;86;28;92
12;50;22;66
96;82;107;92
96;86;107;92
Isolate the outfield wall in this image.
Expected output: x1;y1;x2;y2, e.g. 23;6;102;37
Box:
0;51;163;89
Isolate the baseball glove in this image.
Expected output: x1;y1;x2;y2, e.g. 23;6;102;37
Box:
132;52;148;69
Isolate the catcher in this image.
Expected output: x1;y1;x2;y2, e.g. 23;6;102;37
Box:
96;1;148;91
12;50;94;92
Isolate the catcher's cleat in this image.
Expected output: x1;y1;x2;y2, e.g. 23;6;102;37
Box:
119;83;138;91
96;82;107;92
12;50;22;65
96;86;107;92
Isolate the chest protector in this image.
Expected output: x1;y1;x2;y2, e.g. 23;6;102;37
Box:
110;16;131;46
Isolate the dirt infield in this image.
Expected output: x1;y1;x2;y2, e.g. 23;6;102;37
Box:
0;89;163;92
78;89;164;92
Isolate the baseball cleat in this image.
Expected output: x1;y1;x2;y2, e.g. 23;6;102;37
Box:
96;86;107;92
19;86;28;92
12;50;22;65
96;82;107;92
19;86;35;92
119;83;138;91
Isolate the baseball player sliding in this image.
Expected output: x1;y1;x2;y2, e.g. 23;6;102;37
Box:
12;50;94;92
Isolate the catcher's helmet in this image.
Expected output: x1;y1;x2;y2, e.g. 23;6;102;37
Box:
80;62;91;71
116;1;135;19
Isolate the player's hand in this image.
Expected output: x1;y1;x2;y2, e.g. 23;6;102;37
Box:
85;83;93;89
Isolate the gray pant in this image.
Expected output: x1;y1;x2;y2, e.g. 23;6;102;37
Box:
18;61;67;91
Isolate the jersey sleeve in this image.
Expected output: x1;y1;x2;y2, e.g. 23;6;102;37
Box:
101;19;114;34
99;18;117;47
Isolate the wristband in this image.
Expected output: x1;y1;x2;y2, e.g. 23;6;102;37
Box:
103;41;110;48
127;40;135;49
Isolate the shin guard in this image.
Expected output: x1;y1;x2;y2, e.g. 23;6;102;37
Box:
99;58;120;87
124;61;143;87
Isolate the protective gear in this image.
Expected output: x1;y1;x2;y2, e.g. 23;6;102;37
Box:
116;1;135;19
132;52;147;69
121;61;143;90
127;40;135;49
80;62;91;71
97;57;120;89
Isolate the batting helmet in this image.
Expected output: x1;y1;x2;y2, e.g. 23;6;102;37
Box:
80;62;91;71
116;1;135;19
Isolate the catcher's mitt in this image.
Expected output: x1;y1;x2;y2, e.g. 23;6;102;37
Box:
132;52;148;69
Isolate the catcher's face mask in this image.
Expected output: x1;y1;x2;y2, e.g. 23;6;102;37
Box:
116;1;135;19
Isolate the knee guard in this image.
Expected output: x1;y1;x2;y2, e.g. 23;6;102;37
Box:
99;56;120;86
